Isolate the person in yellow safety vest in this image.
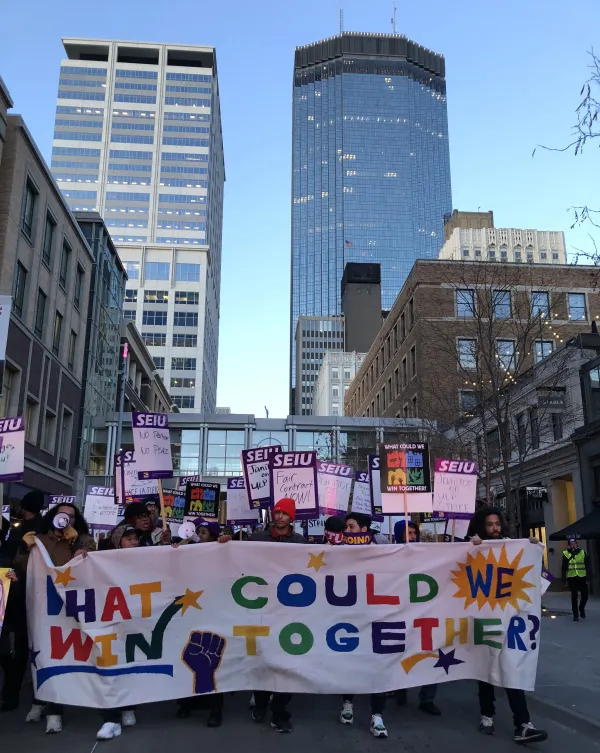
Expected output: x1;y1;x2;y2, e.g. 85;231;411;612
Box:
561;537;589;621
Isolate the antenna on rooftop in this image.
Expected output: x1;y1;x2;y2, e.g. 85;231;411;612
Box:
339;1;344;33
391;2;397;34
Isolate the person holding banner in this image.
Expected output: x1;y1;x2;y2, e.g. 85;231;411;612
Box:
323;516;345;546
16;504;96;733
470;507;548;744
344;513;388;544
122;502;170;546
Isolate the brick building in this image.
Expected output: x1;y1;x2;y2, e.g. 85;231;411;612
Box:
344;259;600;423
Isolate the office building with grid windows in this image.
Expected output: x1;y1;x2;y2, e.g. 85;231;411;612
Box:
290;32;452;412
50;38;225;412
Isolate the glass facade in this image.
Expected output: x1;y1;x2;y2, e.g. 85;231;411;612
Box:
291;33;452;409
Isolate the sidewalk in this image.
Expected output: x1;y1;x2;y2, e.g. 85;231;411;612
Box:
534;591;600;728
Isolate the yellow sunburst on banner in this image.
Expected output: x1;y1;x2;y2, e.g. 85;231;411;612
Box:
451;545;534;611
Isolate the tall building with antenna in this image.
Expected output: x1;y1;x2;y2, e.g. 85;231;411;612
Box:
290;32;452;414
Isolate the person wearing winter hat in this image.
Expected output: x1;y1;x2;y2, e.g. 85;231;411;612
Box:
394;519;420;543
194;518;221;542
250;498;307;544
324;516;345;545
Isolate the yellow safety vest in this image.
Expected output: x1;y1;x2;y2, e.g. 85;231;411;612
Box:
563;549;586;578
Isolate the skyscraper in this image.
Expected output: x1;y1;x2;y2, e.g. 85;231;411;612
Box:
51;39;225;412
291;32;452;413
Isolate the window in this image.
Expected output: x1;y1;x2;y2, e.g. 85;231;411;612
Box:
42;411;57;453
142;333;166;347
25;398;40;443
488;246;496;259
456;289;475;317
74;264;85;309
486;427;500;462
123;310;137;320
59;241;71;288
394;367;400;395
13;262;27;317
462;248;470;258
174;312;198;327
59;409;74;465
458;338;477;369
552;413;563;441
531;291;550;318
529;407;540;449
171;357;196;370
68;330;77;370
408;299;414;328
401;357;408;387
52;311;63;355
493;290;511;318
344;369;351;380
517;412;527;456
400;312;406;340
173;396;195;409
540;251;547;260
496;340;515;370
145;261;170;280
175;263;201;282
173;334;197;347
568;293;587;320
332;368;339;380
175;291;199;305
21;180;37;237
500;246;508;260
144;290;169;303
410;345;417;378
534;340;553;362
332;404;339;416
34;289;47;338
474;248;482;257
552;252;559;261
459;390;478;413
411;395;418;417
153;357;165;370
125;289;138;303
123;261;140;279
0;365;20;417
332;386;339;398
171;377;196;389
42;213;56;266
142;310;167;326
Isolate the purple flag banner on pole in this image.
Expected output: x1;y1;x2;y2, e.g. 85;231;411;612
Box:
270;451;319;520
0;417;25;483
241;445;283;508
131;413;173;480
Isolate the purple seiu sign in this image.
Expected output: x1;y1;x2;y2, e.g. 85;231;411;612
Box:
317;462;353;516
0;416;25;483
131;412;173;480
368;455;384;521
226;477;260;526
242;445;283;509
433;458;478;520
49;496;77;509
270;451;319;520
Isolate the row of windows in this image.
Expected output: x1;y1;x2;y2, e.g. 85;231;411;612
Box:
123;261;200;282
59;78;106;88
165;85;211;94
160;165;209;175
111;134;154;144
54;130;102;142
54;174;99;183
163;124;210;134
113;109;155;118
162;137;210;147
461;246;561;262
457;338;555;370
53;146;101;157
107;161;152;172
159;178;208;188
173;396;195;409
108;149;153;160
54;119;104;128
171;377;196;388
141;311;199;327
161;151;209;162
156;237;204;245
164;97;210;107
61;189;97;199
58;90;105;101
157;209;204;218
114;81;157;91
56;106;104;116
142;333;198;348
115;69;158;79
106;191;150;202
158;194;206;204
456;289;588;320
114;94;156;104
166;72;211;82
106;219;148;228
156;220;206;230
60;65;107;76
112;121;155;131
126;289;199;305
163;111;210;122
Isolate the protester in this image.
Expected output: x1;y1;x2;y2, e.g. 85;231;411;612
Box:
470;507;547;744
96;524;139;740
324;515;345;545
344;512;388;544
561;537;589;621
17;503;96;733
393;519;441;717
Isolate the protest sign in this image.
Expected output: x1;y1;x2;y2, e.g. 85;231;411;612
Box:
0;295;12;361
368;455;383;517
131;413;173;480
83;486;118;529
352;470;373;516
0;417;25;482
433;459;478;520
2;505;10;522
162;488;186;526
0;567;11;633
241;446;283;508
378;443;433;515
28;538;543;707
540;567;554;596
49;496;76;510
184;482;220;520
225;478;260;525
307;515;326;542
444;517;471;541
115;450;160;505
177;475;202;491
317;462;353;516
270;451;319;519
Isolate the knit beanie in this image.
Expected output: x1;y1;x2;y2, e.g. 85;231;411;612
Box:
274;497;296;521
193;517;221;539
394;519;420;543
20;491;45;515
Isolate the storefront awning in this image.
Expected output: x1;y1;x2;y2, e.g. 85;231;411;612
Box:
549;506;600;540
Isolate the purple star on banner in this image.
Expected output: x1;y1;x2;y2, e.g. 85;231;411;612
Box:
434;648;464;675
29;647;40;668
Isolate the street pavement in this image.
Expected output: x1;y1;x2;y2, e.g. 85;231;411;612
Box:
1;595;599;753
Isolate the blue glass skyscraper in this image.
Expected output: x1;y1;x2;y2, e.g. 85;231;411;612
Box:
291;33;452;414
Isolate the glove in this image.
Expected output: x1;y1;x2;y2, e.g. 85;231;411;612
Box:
22;531;37;549
470;535;482;546
529;536;540;544
63;526;79;543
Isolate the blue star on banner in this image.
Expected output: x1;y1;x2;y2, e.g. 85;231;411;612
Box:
29;647;40;668
434;648;464;675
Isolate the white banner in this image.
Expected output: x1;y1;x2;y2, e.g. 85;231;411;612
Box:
27;538;543;708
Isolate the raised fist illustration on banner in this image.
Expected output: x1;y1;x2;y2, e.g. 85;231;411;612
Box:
182;631;226;694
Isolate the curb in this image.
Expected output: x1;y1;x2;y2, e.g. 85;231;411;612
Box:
530;694;600;738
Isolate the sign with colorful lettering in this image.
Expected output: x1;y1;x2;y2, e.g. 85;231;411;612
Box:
317;462;353;516
0;417;25;482
115;451;160;505
352;471;373;516
27;538;543;707
131;413;173;480
161;488;186;526
378;443;433;514
270;451;319;520
184;482;220;520
83;486;118;528
225;478;260;525
241;446;283;508
433;459;478;520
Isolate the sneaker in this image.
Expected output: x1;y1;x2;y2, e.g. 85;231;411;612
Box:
580;607;586;619
25;703;44;723
419;701;442;716
370;714;388;738
121;710;136;727
252;706;267;723
271;717;292;733
573;614;579;622
207;709;222;727
97;722;122;740
340;701;354;724
479;715;495;735
248;693;256;709
514;722;548;743
45;714;63;734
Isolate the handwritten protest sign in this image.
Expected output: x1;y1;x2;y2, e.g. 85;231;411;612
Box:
270;451;319;519
433;459;478;519
0;567;11;633
225;478;260;525
241;446;282;508
132;413;173;480
115;450;160;505
28;538;543;707
83;486;118;528
317;462;353;516
352;470;373;516
0;417;25;482
184;482;220;520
